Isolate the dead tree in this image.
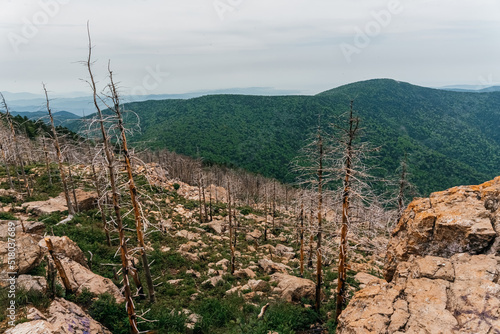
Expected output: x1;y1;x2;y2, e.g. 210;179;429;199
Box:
108;64;156;303
336;101;360;321
0;93;31;196
0;141;14;190
315;126;324;313
84;26;138;334
299;201;305;277
43;85;75;215
227;178;236;275
41;136;53;186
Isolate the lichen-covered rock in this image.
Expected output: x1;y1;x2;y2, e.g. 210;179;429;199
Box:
338;177;500;334
385;177;500;281
0;231;43;278
338;254;500;333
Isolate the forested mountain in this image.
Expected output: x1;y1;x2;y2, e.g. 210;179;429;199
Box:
69;79;500;195
10;110;80;126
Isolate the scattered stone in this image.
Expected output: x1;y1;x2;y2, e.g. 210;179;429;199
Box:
201;220;226;234
246;229;263;242
175;230;201;241
258;258;291;274
246;279;268;292
186;269;201;278
202;275;224;287
275;244;295;259
234;268;256;279
167;279;183;286
0;232;43;278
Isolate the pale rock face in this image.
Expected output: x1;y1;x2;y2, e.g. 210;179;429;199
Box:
338;177;500;334
0;231;43;278
5;298;112;334
270;273;318;303
59;257;125;303
17;275;47;293
39;236;89;268
385;177;500;281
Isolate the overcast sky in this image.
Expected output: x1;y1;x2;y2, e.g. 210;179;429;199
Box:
1;0;499;97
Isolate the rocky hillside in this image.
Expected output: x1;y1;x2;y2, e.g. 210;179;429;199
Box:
0;163;390;333
337;177;500;333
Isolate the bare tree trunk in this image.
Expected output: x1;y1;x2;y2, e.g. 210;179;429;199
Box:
45;237;73;294
315;129;324;313
108;66;156;304
42;86;75;215
336;100;358;321
85;27;138;333
300;202;304;277
227;178;235;275
86;139;111;246
0;143;14;190
66;153;79;213
397;153;408;222
42;136;53;186
272;181;276;230
1;93;31;197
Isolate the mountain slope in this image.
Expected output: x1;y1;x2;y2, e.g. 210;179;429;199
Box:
70;79;500;195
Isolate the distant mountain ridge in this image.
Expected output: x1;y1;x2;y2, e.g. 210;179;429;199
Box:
67;79;500;196
10;110;80;126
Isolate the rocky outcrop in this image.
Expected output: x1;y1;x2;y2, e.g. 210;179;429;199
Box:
338;177;500;334
338;253;500;333
0;224;43;278
60;257;125;303
385;177;500;281
17;275;47;293
270;273;318;303
39;236;89;268
5;298;112;334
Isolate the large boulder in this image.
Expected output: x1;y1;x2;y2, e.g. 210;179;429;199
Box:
5;298;112;334
338;177;500;334
0;231;43;278
338;253;500;333
59;257;125;303
270;273;318;303
39;236;89;268
385;177;500;281
17;275;47;293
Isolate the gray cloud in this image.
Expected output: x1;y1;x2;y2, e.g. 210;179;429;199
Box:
0;0;499;96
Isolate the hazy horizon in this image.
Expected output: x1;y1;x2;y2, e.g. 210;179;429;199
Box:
1;0;499;96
